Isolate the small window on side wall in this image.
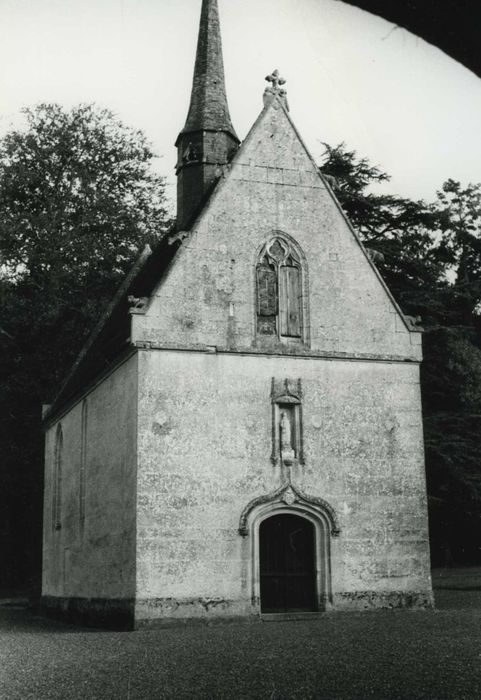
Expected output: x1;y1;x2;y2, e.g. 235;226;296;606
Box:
256;237;303;341
52;424;63;532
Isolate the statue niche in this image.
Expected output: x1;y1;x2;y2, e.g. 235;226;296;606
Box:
270;378;304;468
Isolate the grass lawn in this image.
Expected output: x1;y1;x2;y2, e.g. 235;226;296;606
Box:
0;569;480;699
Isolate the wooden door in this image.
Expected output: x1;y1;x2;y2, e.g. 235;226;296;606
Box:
259;514;316;613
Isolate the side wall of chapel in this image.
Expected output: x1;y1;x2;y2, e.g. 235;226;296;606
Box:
42;354;139;605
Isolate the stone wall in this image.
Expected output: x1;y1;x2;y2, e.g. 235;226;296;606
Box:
41;97;432;627
135;349;432;623
42;354;139;622
133;99;421;363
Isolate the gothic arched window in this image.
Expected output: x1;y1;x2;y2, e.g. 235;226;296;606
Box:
256;237;303;340
52;424;63;532
79;400;88;536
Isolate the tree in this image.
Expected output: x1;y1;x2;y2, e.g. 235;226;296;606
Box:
422;327;481;564
435;179;481;325
321;143;481;566
0;104;171;592
320;143;448;322
425;180;481;564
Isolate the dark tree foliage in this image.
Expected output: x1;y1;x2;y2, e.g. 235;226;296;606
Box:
321;144;481;566
320;143;447;321
436;180;481;325
0;104;171;592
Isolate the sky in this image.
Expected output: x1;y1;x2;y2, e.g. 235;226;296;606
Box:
1;0;480;210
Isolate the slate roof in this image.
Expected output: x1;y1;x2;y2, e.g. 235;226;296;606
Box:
177;0;238;142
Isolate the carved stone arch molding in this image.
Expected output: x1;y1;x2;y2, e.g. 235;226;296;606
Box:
238;481;340;537
253;230;309;269
240;481;340;612
253;230;310;345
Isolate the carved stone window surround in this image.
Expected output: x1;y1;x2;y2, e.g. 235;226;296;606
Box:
254;232;310;346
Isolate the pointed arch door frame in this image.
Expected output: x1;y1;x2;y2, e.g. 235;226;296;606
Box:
248;502;333;613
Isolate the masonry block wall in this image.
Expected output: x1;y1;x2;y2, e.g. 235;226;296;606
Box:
133;102;420;363
134;350;431;624
41;0;433;627
42;356;138;621
130;99;432;624
42;96;433;627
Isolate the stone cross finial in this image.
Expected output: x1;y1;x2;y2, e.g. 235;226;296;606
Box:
265;69;286;91
263;69;289;110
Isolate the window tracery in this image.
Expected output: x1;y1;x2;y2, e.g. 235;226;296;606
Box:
256;236;303;340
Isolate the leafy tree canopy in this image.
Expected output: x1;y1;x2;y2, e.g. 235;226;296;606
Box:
0;103;172;383
321;143;481;565
0;103;169;279
320;143;448;322
436;179;481;324
0;103;172;590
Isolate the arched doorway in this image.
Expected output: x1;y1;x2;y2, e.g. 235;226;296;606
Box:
259;513;316;613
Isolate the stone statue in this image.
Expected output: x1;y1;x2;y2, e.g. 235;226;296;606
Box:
280;410;295;465
280;411;291;449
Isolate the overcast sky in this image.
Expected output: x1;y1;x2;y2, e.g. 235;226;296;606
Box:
1;0;480;209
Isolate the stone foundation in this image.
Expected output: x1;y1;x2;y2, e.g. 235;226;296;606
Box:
134;596;256;628
41;591;434;630
333;590;435;611
41;596;135;630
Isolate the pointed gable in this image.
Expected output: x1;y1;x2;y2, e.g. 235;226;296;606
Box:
133;95;421;363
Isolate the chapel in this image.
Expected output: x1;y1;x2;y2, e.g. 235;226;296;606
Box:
42;0;434;628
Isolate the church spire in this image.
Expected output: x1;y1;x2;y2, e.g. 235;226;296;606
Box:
175;0;239;229
182;0;238;138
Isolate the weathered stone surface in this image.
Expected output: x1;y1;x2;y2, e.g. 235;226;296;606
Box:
42;355;138;602
134;349;432;620
42;96;432;626
133;100;419;363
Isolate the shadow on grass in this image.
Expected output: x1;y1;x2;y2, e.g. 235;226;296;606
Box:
2;568;481;633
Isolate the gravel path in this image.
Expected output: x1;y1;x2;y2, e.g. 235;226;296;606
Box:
1;585;481;699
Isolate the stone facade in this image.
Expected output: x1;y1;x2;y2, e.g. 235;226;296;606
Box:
41;0;433;628
42;96;433;628
134;350;431;624
42;355;138;627
135;102;420;362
